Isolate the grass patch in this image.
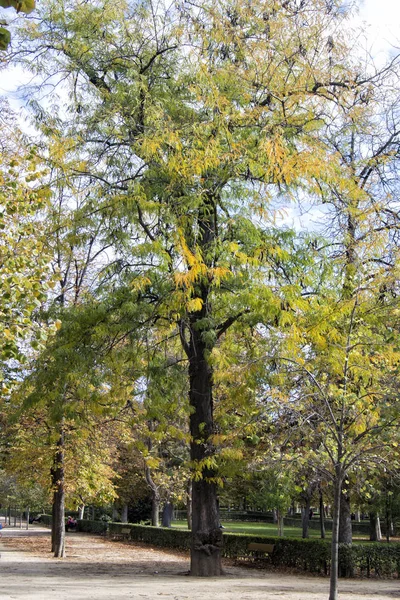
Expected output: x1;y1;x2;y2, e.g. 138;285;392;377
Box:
171;520;371;541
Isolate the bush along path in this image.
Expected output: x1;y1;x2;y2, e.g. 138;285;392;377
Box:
79;520;400;578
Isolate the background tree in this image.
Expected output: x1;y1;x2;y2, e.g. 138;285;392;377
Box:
0;101;53;392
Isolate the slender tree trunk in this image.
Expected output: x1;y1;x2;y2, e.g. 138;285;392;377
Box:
161;501;174;528
121;504;128;523
329;471;342;600
369;512;382;542
78;505;85;520
302;497;311;539
385;491;392;542
187;480;192;530
376;515;382;540
319;488;325;539
51;431;66;558
112;504;119;522
277;510;284;537
26;508;30;530
145;465;160;527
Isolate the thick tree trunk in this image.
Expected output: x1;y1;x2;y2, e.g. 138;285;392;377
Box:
188;329;222;577
338;489;352;544
161;502;174;528
329;471;342;600
338;487;352;578
121;504;128;523
178;198;223;577
51;432;66;558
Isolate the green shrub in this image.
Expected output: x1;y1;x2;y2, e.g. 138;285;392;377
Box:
349;543;400;578
39;514;52;527
78;519;108;534
38;516;400;578
107;522;192;550
100;522;400;578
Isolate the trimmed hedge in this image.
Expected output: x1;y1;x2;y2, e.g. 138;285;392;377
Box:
36;517;400;578
103;523;400;578
108;522;192;550
339;542;400;578
78;519;108;534
38;514;52;527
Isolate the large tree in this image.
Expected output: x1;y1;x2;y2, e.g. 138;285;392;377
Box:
12;0;375;577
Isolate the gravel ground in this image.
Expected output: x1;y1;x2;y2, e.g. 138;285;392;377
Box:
0;525;399;600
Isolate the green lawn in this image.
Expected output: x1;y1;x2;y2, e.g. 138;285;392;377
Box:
171;520;369;541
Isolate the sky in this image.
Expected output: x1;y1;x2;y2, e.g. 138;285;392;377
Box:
1;0;399;102
359;0;400;55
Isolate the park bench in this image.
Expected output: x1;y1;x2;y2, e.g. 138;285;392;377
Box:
247;542;275;559
112;527;131;541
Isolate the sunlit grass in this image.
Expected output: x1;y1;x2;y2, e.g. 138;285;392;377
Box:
171;520;370;541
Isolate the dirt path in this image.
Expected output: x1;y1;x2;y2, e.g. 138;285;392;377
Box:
0;525;399;600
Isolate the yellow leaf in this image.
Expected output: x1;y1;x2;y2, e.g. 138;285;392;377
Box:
187;297;203;312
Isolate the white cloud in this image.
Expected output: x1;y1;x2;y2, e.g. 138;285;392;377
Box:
358;0;400;56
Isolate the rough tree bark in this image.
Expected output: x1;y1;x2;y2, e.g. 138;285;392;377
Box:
338;487;353;578
338;489;352;544
188;331;223;576
51;430;66;558
180;198;223;577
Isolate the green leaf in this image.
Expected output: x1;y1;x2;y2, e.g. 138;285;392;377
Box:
0;26;11;50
